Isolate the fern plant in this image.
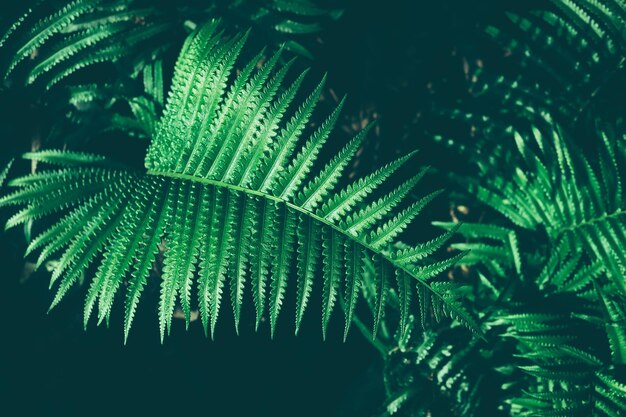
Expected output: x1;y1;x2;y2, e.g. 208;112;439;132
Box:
1;0;341;89
0;20;477;344
360;1;626;416
0;0;342;156
498;272;626;416
4;1;626;416
466;0;626;124
429;112;626;415
437;112;626;291
404;0;626;416
431;0;626;293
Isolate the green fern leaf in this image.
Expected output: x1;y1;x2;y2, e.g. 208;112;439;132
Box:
295;213;321;335
321;227;342;339
0;23;477;341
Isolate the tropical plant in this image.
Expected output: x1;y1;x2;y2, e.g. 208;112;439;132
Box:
425;115;626;417
466;0;626;125
391;0;626;416
0;20;477;345
1;0;340;89
0;0;342;152
2;0;626;416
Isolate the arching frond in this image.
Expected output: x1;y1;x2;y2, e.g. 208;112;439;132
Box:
0;22;476;343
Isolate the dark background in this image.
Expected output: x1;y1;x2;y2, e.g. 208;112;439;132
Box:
0;1;513;416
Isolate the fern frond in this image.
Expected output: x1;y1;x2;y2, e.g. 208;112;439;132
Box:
21;150;107;166
2;0;341;90
443;112;626;293
0;159;14;188
4;0;102;78
1;23;475;341
473;0;626;121
294;213;320;335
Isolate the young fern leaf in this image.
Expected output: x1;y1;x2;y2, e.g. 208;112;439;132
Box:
0;23;478;342
295;213;321;335
4;0;102;78
395;269;412;341
21;150;108;167
269;203;297;338
250;199;277;332
343;239;364;340
0;159;14;188
321;227;343;340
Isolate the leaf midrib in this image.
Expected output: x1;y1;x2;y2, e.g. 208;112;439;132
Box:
552;208;626;236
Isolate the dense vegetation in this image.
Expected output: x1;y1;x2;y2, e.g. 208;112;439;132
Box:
1;1;625;416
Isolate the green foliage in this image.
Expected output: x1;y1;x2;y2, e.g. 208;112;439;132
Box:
2;0;626;415
0;0;343;150
439;113;626;292
371;0;626;416
0;159;13;185
0;21;472;343
1;0;341;89
470;0;626;123
493;248;626;417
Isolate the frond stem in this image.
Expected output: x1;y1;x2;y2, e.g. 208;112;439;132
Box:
554;209;626;237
